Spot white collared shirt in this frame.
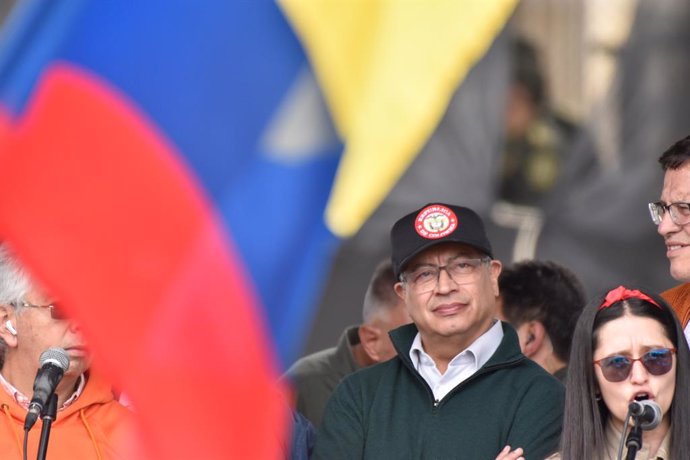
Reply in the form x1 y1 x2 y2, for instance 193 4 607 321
0 370 85 411
410 320 503 402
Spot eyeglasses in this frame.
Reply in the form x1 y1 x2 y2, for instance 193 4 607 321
13 301 67 321
401 257 490 294
593 348 676 383
648 201 690 226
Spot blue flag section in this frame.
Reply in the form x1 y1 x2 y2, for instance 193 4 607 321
0 1 343 369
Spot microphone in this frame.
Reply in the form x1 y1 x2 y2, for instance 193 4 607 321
628 400 662 430
23 348 70 431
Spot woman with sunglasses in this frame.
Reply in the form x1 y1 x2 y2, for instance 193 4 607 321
542 285 690 460
496 285 689 460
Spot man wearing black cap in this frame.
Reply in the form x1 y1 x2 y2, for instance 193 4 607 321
313 203 564 460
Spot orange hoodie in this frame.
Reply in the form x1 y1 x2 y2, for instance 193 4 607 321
0 371 133 459
662 283 690 328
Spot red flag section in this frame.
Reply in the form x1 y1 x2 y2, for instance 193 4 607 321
0 64 288 458
0 107 8 141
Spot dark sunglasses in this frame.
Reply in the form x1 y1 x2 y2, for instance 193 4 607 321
593 348 676 383
13 301 67 321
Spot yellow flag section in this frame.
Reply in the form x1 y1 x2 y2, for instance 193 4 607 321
279 0 517 237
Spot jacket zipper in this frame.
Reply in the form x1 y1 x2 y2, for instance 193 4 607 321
407 355 526 408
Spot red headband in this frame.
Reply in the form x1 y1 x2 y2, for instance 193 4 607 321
598 285 662 310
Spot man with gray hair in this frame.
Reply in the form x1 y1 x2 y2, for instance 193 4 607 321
0 243 131 458
313 203 563 459
285 259 411 428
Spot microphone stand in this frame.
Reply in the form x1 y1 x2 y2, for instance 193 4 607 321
624 422 643 460
36 393 58 460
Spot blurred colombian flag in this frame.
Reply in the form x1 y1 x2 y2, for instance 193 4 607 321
0 0 515 458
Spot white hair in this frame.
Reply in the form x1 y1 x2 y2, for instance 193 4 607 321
0 243 31 306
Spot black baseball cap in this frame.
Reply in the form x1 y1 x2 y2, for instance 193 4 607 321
390 203 493 278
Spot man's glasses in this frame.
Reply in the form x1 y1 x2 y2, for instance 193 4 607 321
13 301 67 321
648 201 690 226
593 348 676 383
401 257 490 294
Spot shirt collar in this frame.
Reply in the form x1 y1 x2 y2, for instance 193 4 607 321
457 319 503 368
409 333 429 369
0 370 86 411
409 319 503 370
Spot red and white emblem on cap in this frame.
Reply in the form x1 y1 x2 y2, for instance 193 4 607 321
415 205 458 239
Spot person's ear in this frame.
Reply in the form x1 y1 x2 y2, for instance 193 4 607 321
394 282 405 300
0 304 19 347
489 260 502 297
358 324 384 363
523 321 546 357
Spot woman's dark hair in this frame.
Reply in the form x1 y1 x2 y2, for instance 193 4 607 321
560 286 690 459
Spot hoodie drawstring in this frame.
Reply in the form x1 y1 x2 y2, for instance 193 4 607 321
2 403 23 454
80 408 104 460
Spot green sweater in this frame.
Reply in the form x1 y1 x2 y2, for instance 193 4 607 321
313 322 564 459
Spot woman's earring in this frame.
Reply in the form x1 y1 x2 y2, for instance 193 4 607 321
595 393 602 402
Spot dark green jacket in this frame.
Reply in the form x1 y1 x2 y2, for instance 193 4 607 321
313 322 564 460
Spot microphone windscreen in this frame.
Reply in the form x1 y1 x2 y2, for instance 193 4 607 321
39 347 70 371
636 400 662 430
